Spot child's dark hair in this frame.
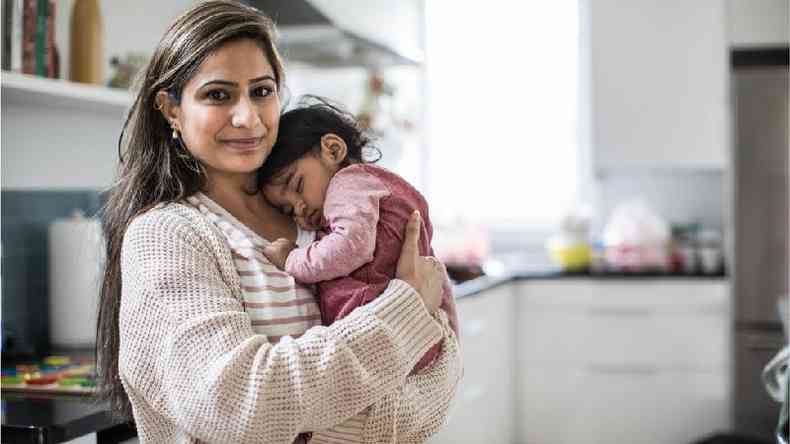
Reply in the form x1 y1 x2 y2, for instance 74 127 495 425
258 95 381 186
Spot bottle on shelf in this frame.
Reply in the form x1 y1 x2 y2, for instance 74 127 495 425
69 0 102 85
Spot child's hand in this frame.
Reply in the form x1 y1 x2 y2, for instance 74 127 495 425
262 238 296 270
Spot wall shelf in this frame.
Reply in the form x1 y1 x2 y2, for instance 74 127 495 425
1 71 132 115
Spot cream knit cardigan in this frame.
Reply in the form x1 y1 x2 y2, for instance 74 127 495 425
118 202 462 443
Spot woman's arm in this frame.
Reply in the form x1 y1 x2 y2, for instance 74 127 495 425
310 309 462 444
390 309 463 442
118 208 442 444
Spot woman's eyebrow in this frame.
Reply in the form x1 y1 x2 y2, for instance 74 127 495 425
198 75 276 89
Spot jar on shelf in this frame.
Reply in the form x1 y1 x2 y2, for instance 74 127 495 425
698 229 723 275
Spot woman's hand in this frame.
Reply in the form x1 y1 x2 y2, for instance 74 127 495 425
396 211 446 314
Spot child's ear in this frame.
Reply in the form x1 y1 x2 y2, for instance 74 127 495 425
155 90 182 133
320 133 348 166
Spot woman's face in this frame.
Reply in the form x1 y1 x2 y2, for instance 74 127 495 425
167 39 280 182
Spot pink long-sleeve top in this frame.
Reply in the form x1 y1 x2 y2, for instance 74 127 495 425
285 163 459 371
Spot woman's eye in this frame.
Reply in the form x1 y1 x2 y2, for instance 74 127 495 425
252 86 273 98
297 178 303 194
207 89 229 101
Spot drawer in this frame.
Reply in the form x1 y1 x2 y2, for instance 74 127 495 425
517 280 731 369
518 307 730 369
517 366 730 444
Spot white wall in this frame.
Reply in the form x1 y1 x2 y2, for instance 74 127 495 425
1 104 123 189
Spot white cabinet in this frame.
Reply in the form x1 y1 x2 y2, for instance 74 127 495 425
430 283 516 444
726 0 789 47
515 279 732 444
589 0 728 170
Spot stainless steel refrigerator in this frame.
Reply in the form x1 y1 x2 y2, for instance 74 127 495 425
731 47 789 442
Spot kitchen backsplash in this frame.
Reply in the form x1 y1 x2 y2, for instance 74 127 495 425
1 190 104 356
594 170 725 232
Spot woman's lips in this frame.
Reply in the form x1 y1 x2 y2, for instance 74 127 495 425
222 137 263 151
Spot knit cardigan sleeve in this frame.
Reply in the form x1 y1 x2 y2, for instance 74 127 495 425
362 310 463 444
311 290 463 444
118 206 443 444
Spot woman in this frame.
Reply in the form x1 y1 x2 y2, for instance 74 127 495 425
95 1 461 443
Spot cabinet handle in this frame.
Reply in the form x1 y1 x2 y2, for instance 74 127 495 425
585 364 659 375
461 319 487 338
461 385 487 402
585 307 652 317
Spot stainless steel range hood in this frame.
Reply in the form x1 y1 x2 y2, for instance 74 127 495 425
245 0 422 68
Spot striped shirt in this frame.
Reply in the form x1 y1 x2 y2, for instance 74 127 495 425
187 193 321 343
186 192 368 442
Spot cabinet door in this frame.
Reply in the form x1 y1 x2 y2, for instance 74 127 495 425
590 0 727 169
430 284 515 444
517 280 731 369
726 0 790 47
515 279 732 444
518 366 729 444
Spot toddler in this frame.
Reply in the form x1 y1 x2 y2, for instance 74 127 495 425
259 96 458 373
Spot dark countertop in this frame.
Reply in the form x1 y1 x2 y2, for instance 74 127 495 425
0 393 135 444
1 349 136 444
2 268 727 443
452 267 729 299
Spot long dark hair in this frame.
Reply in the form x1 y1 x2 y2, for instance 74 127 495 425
257 95 381 186
95 0 284 420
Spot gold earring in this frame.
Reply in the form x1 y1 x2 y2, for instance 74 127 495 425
172 127 179 140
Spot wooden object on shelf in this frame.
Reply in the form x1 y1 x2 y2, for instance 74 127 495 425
68 0 102 85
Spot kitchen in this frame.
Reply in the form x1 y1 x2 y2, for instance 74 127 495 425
1 1 788 443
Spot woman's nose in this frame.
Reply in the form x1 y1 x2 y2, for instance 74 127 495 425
231 96 262 129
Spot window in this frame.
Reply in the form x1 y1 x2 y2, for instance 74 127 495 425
424 1 580 229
